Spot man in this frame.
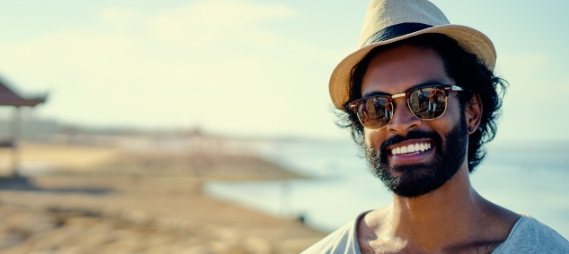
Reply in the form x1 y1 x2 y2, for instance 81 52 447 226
303 0 569 253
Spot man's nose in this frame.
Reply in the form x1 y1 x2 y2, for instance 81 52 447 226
386 99 421 135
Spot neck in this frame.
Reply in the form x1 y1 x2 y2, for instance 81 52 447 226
384 166 487 250
360 162 520 253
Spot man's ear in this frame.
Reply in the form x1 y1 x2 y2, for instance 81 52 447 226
465 94 482 135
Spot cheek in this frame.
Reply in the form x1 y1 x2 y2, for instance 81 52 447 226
442 98 464 124
431 99 466 138
363 128 385 150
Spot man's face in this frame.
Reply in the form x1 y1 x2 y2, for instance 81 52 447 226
359 45 468 197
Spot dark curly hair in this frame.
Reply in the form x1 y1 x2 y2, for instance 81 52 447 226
336 33 507 172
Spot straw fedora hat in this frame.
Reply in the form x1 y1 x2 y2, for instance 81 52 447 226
329 0 496 109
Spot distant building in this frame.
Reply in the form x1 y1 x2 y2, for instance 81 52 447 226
0 77 47 177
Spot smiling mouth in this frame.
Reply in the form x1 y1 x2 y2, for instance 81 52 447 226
390 141 432 156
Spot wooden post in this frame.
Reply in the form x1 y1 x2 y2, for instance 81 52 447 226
11 106 21 177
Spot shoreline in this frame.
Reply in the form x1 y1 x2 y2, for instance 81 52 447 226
0 142 324 253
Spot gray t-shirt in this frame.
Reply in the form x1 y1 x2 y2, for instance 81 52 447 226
302 214 569 253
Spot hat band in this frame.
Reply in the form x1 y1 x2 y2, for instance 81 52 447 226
363 22 432 46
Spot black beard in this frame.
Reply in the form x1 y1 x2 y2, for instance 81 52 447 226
364 118 468 198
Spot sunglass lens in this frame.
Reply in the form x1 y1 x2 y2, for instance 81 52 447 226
408 87 447 119
357 97 392 128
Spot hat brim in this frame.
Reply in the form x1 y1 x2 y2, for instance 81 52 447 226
329 24 496 109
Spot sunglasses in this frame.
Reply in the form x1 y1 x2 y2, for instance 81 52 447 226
347 83 464 129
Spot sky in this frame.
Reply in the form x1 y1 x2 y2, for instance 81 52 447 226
0 0 568 142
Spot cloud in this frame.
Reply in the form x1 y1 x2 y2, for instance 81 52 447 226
0 0 338 135
498 52 548 80
495 51 569 141
146 0 295 47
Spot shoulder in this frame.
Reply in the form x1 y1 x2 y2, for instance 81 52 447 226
493 216 569 253
301 213 367 254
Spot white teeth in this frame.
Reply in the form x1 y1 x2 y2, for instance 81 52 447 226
391 142 431 155
393 147 401 154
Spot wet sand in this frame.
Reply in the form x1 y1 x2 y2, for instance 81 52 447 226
0 142 324 253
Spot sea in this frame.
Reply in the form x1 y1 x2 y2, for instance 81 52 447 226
205 138 569 239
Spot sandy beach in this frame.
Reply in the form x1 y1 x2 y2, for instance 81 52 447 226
0 140 324 253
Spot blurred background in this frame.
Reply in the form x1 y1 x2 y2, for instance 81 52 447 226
0 0 567 253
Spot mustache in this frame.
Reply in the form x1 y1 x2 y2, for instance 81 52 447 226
380 130 441 153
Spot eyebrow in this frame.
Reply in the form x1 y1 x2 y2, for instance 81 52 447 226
361 81 447 98
362 91 390 98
